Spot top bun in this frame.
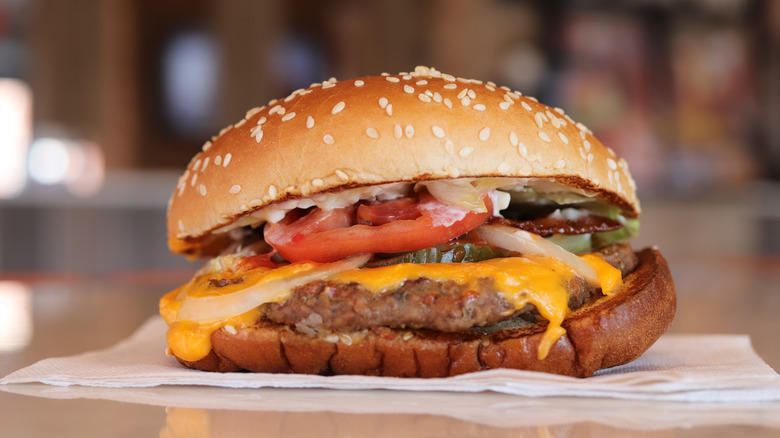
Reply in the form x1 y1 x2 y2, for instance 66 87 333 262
168 66 639 253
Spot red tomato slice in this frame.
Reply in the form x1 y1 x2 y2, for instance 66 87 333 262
265 192 492 263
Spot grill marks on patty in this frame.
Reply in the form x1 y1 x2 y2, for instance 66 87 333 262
262 242 638 336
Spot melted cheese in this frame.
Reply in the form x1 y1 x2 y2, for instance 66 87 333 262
160 256 622 363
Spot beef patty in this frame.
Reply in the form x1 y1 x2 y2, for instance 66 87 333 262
262 242 638 336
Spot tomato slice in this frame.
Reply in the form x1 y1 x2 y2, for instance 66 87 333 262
265 192 492 263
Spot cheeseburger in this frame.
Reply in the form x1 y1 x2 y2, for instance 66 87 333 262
161 66 675 378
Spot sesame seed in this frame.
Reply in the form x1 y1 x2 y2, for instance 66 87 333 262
402 74 412 80
442 73 456 82
608 171 614 184
521 101 532 111
535 112 548 129
218 126 231 136
312 178 324 187
587 153 594 163
418 93 432 103
607 158 618 170
178 183 185 196
445 139 455 154
457 89 468 99
386 104 393 116
246 107 262 118
485 85 496 92
538 131 552 142
257 116 267 125
332 101 346 114
202 141 212 151
190 173 197 187
473 104 486 111
433 92 442 102
547 111 561 129
403 85 414 94
321 82 335 89
528 96 538 102
229 185 241 195
584 140 591 151
461 96 471 106
459 147 474 157
558 132 569 144
467 89 476 99
223 153 232 167
432 125 445 138
504 94 516 102
497 163 511 173
394 124 402 139
509 131 519 146
178 220 184 231
416 80 428 85
554 107 565 115
307 116 314 129
404 125 414 139
518 142 528 158
379 97 388 108
443 98 453 108
366 127 379 138
199 184 207 196
354 80 364 87
282 112 296 122
335 170 349 181
479 127 490 141
202 157 210 171
269 105 282 115
386 76 400 83
214 155 222 166
268 185 278 198
446 165 461 177
443 83 457 89
555 159 566 169
192 159 202 172
499 101 511 110
234 118 247 128
323 134 335 144
580 147 587 160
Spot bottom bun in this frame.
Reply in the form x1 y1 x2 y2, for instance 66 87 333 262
177 248 676 377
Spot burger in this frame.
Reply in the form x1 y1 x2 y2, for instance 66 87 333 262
160 66 675 378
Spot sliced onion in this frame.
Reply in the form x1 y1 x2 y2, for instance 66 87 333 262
420 180 486 212
474 224 599 285
177 254 371 322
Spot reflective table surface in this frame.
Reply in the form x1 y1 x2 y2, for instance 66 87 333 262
1 252 779 437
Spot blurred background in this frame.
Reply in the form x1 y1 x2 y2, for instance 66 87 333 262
0 0 778 275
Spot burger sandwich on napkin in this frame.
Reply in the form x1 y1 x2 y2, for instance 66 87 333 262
160 66 675 378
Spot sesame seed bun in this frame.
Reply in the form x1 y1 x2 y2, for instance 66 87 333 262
168 66 639 255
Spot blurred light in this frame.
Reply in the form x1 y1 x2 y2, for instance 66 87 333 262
0 78 32 198
28 137 105 197
0 281 33 352
28 137 70 185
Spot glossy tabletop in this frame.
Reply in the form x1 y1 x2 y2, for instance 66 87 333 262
1 252 779 437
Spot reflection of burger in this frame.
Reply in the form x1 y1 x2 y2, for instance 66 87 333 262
161 66 675 378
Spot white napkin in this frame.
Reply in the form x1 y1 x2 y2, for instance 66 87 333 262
2 316 779 403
